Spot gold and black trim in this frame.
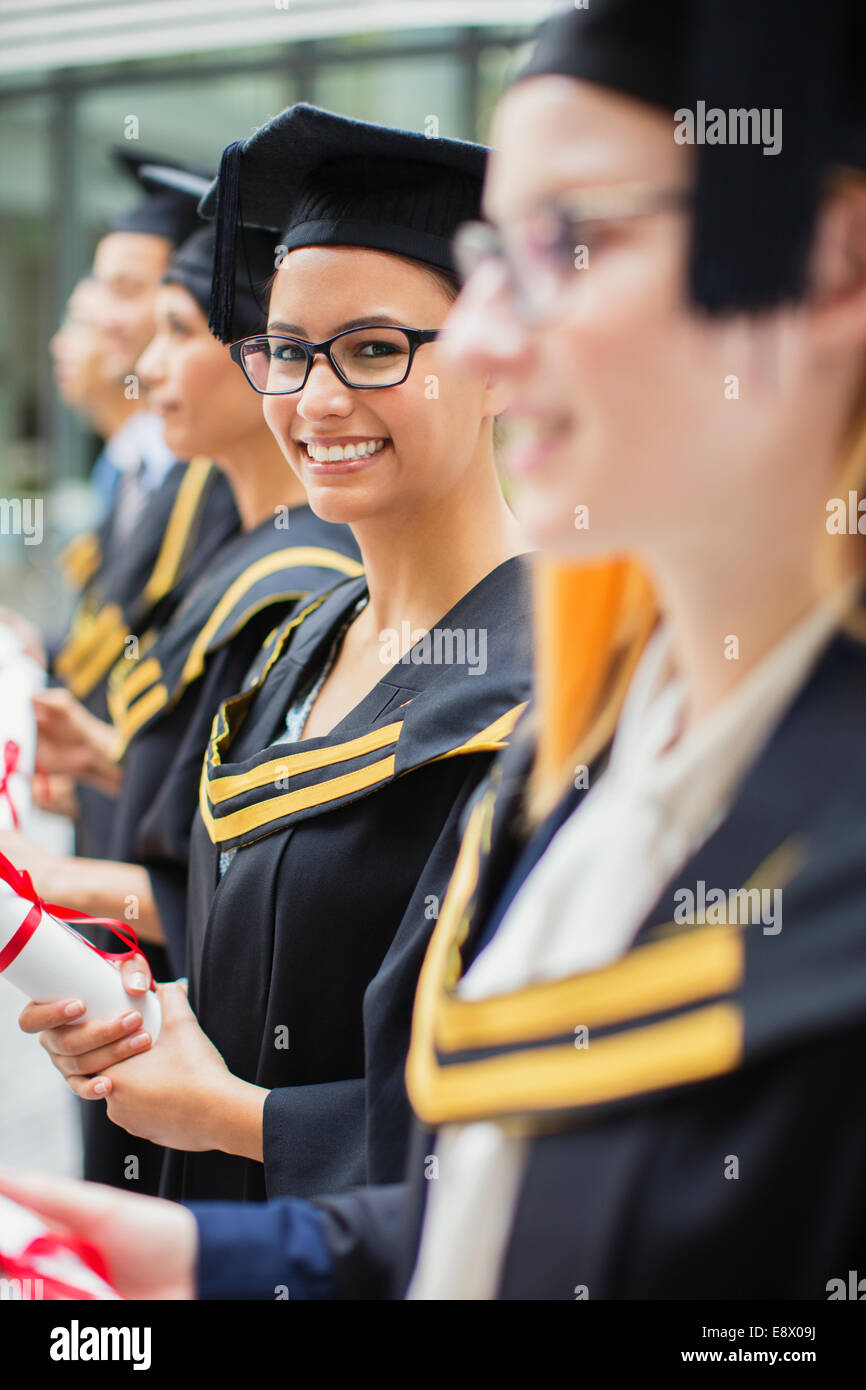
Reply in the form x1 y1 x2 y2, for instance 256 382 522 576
178 546 361 689
405 793 803 1127
197 551 531 845
199 698 528 847
139 456 216 609
54 458 220 701
54 602 130 698
109 547 361 756
59 530 101 592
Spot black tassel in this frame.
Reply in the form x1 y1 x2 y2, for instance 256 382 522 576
208 140 244 343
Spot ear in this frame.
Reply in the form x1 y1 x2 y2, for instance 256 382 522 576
806 180 866 355
480 374 511 421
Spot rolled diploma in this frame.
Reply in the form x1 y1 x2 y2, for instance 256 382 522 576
0 1193 122 1299
0 879 161 1041
0 623 46 830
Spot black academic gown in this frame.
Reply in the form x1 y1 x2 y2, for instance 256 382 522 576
53 458 239 860
162 555 533 1204
82 506 361 1193
109 506 363 970
377 626 866 1298
190 626 866 1300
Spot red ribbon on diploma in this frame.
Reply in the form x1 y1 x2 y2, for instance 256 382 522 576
0 849 155 989
0 740 20 829
0 1230 117 1300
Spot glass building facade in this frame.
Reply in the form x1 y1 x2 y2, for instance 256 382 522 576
0 5 567 617
0 23 541 494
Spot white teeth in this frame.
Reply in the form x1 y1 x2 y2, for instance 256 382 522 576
305 439 386 462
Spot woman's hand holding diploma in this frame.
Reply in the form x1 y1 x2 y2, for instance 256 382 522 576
19 952 156 1095
0 827 166 945
3 844 262 1162
0 1167 197 1300
0 828 72 899
26 966 268 1157
31 772 80 820
0 608 46 668
32 687 123 796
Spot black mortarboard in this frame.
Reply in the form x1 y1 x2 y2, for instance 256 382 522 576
163 223 278 341
199 104 487 342
111 150 215 246
519 0 866 314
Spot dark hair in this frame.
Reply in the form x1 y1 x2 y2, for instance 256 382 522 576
404 257 461 304
263 249 461 311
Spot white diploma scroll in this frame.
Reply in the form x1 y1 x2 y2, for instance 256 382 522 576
0 1193 122 1299
0 878 161 1041
0 621 46 831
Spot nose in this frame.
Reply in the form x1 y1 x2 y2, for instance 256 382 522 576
440 262 534 382
294 355 355 423
135 335 164 389
96 294 119 328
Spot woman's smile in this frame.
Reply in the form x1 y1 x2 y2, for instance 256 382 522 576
297 434 391 476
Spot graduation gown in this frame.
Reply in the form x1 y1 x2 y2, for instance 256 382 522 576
191 625 866 1299
108 505 363 970
163 555 533 1204
82 506 361 1192
390 624 866 1298
53 458 238 706
53 458 239 860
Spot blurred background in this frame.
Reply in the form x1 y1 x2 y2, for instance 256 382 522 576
0 0 558 1176
0 0 560 618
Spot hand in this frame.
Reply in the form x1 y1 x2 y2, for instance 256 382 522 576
0 608 46 667
19 953 155 1087
33 688 122 795
0 827 69 899
0 1167 196 1299
3 844 166 948
31 772 80 819
93 981 242 1154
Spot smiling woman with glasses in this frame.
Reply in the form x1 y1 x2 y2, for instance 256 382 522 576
26 103 532 1210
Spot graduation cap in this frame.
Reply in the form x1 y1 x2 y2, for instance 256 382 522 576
163 223 278 341
111 150 215 246
199 103 487 343
519 0 866 314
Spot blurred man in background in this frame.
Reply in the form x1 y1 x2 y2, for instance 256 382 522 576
50 275 142 526
82 152 208 559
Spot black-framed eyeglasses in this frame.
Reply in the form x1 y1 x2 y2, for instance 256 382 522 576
452 184 693 319
229 324 438 395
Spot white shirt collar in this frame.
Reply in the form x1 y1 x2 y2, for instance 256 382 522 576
611 593 849 849
104 412 175 489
